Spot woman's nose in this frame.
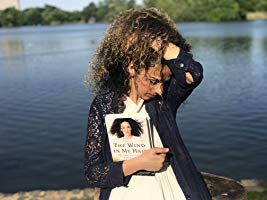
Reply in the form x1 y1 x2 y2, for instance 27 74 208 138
154 83 163 96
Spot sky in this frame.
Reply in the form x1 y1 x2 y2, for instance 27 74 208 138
20 0 143 11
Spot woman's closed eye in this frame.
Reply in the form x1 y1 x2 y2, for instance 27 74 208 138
148 78 162 85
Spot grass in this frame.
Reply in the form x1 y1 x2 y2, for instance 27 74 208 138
248 191 267 200
83 191 267 200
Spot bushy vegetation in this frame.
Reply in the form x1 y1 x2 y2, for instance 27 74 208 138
0 0 266 27
247 191 267 200
144 0 267 22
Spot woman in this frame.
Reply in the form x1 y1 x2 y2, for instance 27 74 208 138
84 8 211 200
110 118 143 140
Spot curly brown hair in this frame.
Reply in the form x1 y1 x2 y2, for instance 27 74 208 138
86 7 191 100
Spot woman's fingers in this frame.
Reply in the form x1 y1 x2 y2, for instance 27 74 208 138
153 147 169 154
151 37 162 52
139 147 169 171
163 43 180 60
185 72 194 84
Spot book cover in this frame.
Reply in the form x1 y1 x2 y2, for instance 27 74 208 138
105 114 154 162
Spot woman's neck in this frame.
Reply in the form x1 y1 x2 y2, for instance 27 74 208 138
128 93 141 105
123 135 132 140
128 79 141 105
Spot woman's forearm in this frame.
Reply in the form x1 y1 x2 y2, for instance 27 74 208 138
122 156 143 176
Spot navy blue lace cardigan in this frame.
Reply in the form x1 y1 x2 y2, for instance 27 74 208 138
84 49 211 200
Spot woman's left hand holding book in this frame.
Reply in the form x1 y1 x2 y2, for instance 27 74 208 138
122 147 169 176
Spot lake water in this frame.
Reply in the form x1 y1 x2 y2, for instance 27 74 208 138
0 21 266 193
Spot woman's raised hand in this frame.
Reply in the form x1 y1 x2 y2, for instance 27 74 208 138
163 43 180 60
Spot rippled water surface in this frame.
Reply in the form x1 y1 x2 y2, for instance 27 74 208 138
0 21 266 192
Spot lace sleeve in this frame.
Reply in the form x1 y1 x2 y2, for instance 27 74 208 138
84 97 131 188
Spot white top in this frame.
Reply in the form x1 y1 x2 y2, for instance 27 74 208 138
117 135 142 144
109 97 186 200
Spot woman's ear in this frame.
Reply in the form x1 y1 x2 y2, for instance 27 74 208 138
128 62 135 77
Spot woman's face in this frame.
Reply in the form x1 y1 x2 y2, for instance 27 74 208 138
120 121 132 137
131 65 171 100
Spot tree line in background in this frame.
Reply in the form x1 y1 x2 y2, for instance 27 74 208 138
0 0 266 27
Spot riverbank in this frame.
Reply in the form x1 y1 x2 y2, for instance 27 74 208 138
0 189 266 200
246 11 267 20
0 188 94 200
1 173 266 200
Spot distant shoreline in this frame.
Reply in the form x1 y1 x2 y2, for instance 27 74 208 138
0 10 267 29
246 11 267 20
0 16 266 30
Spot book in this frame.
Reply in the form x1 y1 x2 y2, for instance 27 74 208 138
105 113 155 175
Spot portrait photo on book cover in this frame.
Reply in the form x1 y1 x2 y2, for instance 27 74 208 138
105 114 154 162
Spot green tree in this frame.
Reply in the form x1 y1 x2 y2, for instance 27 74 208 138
184 0 208 21
96 0 109 21
127 0 136 9
143 0 240 22
236 0 257 18
106 0 129 21
255 0 267 11
205 0 240 21
82 2 97 23
0 11 2 27
67 11 82 22
236 0 267 19
96 0 136 22
22 7 44 25
41 4 69 25
189 0 240 22
143 0 188 21
0 7 22 27
143 0 157 7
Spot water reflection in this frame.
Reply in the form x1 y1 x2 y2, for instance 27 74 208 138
0 24 104 61
190 36 252 55
0 38 25 58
